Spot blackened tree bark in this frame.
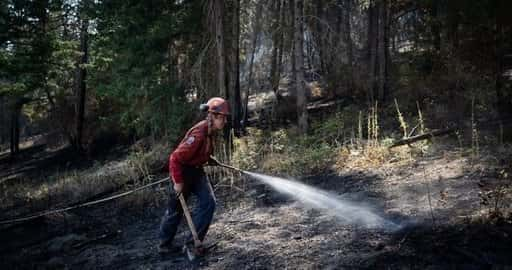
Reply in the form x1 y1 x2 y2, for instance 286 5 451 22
270 0 282 95
74 14 89 152
294 0 308 133
377 0 388 101
0 97 6 146
10 101 21 156
430 0 441 73
344 0 354 96
367 0 378 103
214 0 226 97
243 1 263 126
276 0 285 93
228 0 242 135
447 0 460 52
315 0 325 74
9 97 30 157
168 42 178 86
495 0 511 118
385 0 391 101
289 0 296 94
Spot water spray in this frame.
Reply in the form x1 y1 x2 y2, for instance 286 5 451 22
217 162 400 231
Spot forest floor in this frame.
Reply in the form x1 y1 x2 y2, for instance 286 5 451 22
1 138 512 270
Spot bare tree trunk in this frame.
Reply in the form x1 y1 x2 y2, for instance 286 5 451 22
75 16 88 152
377 0 387 101
432 0 441 59
214 0 227 97
10 104 20 155
270 0 282 94
270 0 286 108
289 0 296 93
495 0 510 118
345 0 354 96
243 1 263 126
316 0 325 74
276 0 285 88
294 0 308 133
368 0 378 103
9 98 29 157
385 0 391 100
0 98 6 146
168 42 178 85
449 3 460 51
229 0 242 135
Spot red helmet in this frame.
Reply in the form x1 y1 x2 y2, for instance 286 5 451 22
201 97 230 115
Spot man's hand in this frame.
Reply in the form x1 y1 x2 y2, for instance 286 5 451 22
208 156 220 166
173 183 184 194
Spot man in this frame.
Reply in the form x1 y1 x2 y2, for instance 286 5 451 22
158 97 229 253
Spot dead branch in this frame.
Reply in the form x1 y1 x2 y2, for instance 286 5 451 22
389 128 456 148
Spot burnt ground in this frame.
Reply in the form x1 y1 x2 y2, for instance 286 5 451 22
1 145 512 269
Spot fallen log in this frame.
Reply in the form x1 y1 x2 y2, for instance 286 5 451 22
246 97 351 128
389 128 456 148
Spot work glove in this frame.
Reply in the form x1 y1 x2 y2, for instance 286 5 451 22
174 183 184 194
208 156 220 166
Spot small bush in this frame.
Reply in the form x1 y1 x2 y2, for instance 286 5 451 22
233 116 341 176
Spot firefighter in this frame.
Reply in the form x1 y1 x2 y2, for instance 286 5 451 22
158 97 229 253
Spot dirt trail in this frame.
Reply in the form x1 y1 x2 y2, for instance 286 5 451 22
1 148 512 269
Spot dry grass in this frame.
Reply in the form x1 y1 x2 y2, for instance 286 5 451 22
334 143 416 172
0 160 136 218
0 140 170 219
232 104 423 177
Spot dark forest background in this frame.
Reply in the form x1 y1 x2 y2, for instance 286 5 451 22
1 0 512 156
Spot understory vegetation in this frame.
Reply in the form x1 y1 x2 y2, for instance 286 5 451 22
232 103 512 221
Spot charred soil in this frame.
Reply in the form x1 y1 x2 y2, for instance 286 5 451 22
1 144 512 269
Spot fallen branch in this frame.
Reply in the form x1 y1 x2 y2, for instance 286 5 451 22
389 128 456 148
306 98 348 111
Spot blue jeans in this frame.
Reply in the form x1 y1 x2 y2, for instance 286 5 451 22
159 170 216 246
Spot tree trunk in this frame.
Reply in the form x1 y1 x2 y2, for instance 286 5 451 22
10 105 20 156
270 0 282 94
289 0 296 93
243 1 263 126
276 0 285 89
315 0 325 74
448 0 460 52
214 0 227 97
430 0 441 73
385 0 391 100
344 0 354 96
228 0 242 135
168 42 178 85
294 0 308 133
377 0 388 102
367 0 378 103
495 0 511 118
75 16 89 152
271 0 286 104
9 98 28 157
0 98 6 146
